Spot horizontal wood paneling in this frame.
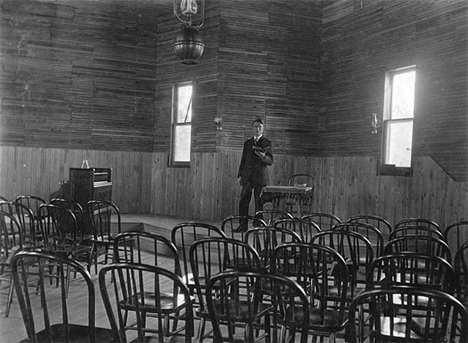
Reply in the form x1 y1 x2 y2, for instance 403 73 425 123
1 146 467 227
0 146 152 213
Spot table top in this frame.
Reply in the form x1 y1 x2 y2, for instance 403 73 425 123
262 185 313 195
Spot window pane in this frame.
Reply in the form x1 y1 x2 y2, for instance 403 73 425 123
173 125 191 162
385 121 413 167
177 85 192 123
391 70 415 119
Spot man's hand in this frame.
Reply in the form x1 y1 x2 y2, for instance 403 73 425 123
254 150 266 159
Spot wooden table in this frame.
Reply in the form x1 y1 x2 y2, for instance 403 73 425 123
260 185 313 216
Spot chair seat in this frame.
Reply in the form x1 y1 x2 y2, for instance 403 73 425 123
120 291 188 313
20 323 114 343
290 306 342 329
210 299 272 322
379 316 445 341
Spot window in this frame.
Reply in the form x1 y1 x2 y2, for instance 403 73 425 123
170 82 192 166
380 66 416 175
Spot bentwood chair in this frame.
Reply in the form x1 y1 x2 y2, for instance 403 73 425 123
113 231 187 337
86 200 122 273
368 253 455 293
310 230 374 301
12 249 114 343
221 214 266 242
347 286 468 343
444 220 468 254
274 217 321 243
384 235 452 264
206 270 310 343
394 217 441 233
301 212 342 231
0 211 23 317
171 222 226 295
189 237 262 342
99 263 194 343
272 243 349 343
348 214 392 242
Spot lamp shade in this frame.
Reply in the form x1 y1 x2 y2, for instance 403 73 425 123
173 26 205 65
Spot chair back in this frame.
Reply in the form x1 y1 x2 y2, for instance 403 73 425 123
369 253 455 293
332 222 384 257
301 212 342 231
171 222 226 292
347 286 468 343
272 242 349 335
444 220 468 253
310 230 373 299
254 209 293 226
221 214 266 241
454 241 468 305
51 198 87 234
86 200 122 241
0 201 38 246
348 214 392 242
11 250 106 343
0 211 23 263
384 235 451 264
288 173 314 187
389 225 445 242
274 217 321 243
15 195 46 219
113 231 181 276
244 226 302 269
394 217 441 232
99 263 194 343
38 204 81 253
189 237 262 315
206 270 310 343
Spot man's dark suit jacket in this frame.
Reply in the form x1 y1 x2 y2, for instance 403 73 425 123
237 136 273 186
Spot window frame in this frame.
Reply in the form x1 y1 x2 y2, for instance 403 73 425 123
169 81 193 167
379 66 417 177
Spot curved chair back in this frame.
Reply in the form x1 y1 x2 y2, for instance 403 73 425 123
333 222 384 257
454 241 468 306
254 209 293 227
221 214 266 242
0 201 38 246
15 195 47 220
444 220 468 254
274 217 321 243
384 235 452 264
301 212 342 231
394 217 441 233
51 198 86 234
389 225 445 242
348 214 392 241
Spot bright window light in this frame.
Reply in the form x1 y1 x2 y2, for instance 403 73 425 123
171 83 192 165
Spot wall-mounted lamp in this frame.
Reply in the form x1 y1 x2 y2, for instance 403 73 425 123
371 113 381 134
214 116 223 130
172 0 205 65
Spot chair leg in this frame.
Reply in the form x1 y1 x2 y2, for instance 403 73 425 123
196 317 206 343
5 277 14 317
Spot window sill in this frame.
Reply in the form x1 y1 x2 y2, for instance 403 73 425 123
378 164 412 177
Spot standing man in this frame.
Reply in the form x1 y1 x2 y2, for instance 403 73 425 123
237 118 273 230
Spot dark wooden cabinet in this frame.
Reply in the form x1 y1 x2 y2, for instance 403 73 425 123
69 168 112 209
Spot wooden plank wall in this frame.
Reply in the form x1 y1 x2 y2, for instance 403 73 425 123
321 0 468 181
0 0 161 151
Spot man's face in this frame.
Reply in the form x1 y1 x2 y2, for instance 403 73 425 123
252 122 264 137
